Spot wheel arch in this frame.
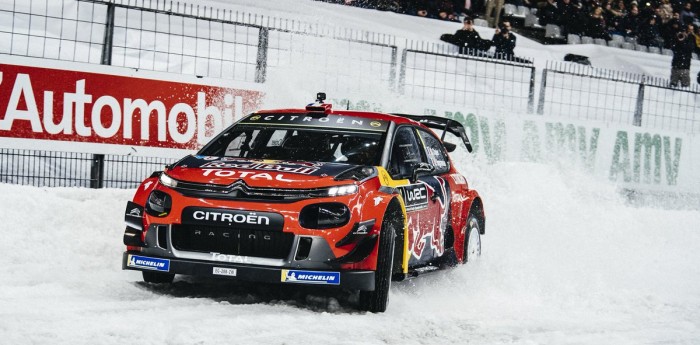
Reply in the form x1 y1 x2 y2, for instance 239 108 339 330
381 196 407 275
469 196 485 235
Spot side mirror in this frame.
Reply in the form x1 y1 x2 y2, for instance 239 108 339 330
411 162 434 183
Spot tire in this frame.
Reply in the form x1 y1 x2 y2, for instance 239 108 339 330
463 213 482 264
359 222 396 313
142 271 175 284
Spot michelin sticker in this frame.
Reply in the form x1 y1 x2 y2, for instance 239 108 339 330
127 255 170 272
281 269 340 285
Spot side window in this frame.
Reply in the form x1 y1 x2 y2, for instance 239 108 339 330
389 126 423 180
418 129 449 174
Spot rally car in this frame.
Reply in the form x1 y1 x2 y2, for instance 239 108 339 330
122 93 484 312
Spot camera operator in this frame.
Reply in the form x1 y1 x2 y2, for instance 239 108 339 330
492 21 517 60
670 24 697 87
441 17 493 56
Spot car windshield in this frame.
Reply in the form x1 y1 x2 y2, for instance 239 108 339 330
199 125 385 166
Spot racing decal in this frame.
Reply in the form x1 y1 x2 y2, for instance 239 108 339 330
375 167 410 273
199 158 322 175
451 174 467 185
407 176 451 260
124 201 145 230
173 156 354 178
210 253 253 263
397 183 429 212
280 269 340 285
201 168 293 181
241 114 389 132
181 207 284 231
127 255 170 272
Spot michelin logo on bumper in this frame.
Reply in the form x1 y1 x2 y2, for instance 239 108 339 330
127 255 170 272
281 269 340 285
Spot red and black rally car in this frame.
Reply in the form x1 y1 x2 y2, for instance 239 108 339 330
122 93 484 312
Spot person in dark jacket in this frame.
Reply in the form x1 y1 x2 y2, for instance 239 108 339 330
662 14 683 48
492 20 516 59
539 0 561 26
620 4 642 37
587 6 612 40
440 16 492 54
638 16 664 48
559 0 583 35
670 24 697 87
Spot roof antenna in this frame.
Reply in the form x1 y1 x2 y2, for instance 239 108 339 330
346 100 350 110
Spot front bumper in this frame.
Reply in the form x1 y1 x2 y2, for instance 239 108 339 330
122 252 375 291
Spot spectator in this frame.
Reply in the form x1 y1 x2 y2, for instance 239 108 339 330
620 4 643 37
492 20 517 59
587 6 613 40
559 0 583 34
662 13 683 48
604 0 625 32
638 16 665 48
680 2 696 25
440 16 492 54
540 0 561 25
612 0 627 16
484 0 506 27
670 24 696 87
656 0 674 23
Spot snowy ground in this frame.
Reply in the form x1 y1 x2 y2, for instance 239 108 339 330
1 158 699 344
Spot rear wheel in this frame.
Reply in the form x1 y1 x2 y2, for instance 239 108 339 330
463 213 482 263
142 271 175 284
359 222 396 313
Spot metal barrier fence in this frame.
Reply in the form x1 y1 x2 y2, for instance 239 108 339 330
538 61 700 133
0 149 173 188
399 44 536 113
0 0 106 63
89 0 399 90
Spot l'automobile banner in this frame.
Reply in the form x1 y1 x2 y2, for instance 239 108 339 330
0 57 263 156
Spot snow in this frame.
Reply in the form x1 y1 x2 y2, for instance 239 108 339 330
1 159 699 344
1 0 700 343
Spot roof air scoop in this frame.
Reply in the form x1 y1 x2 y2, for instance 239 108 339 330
306 92 332 115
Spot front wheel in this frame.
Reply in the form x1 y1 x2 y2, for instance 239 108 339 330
359 222 396 313
142 271 175 284
463 213 482 263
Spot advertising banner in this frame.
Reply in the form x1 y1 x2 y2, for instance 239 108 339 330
0 57 264 156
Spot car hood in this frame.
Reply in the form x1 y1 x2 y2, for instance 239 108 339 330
164 155 361 188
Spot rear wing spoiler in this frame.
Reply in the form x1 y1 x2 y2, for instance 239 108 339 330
391 114 473 153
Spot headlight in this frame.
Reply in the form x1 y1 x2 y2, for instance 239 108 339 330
327 184 358 197
145 190 172 217
159 173 178 188
300 203 351 229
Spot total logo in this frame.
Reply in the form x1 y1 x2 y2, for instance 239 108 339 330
201 168 293 181
281 269 340 285
127 255 170 272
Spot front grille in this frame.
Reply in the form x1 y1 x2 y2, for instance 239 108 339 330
171 224 294 259
171 180 331 202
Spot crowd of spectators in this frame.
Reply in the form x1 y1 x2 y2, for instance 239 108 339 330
326 1 478 22
332 0 700 54
330 0 700 84
537 0 700 51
